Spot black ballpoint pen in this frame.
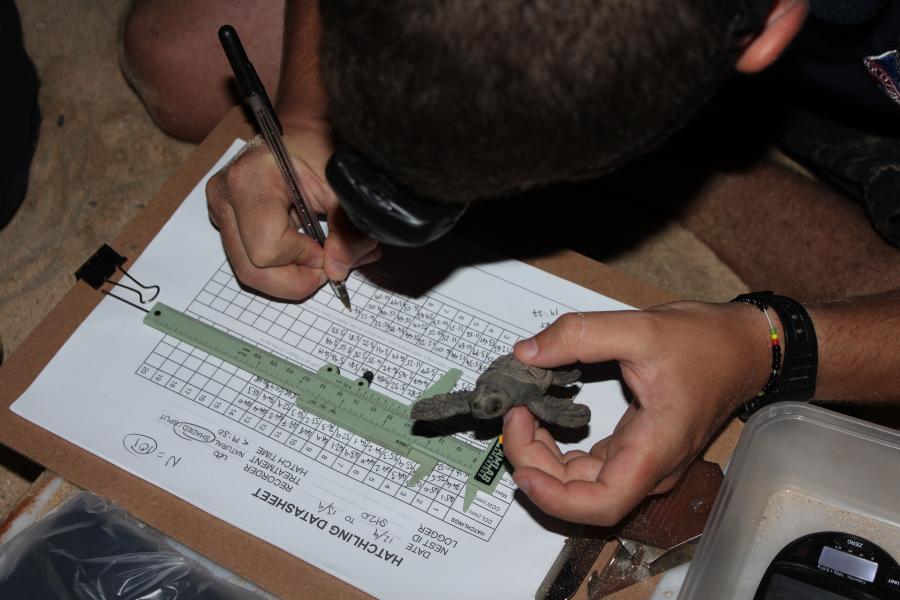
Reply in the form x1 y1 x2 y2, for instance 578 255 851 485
218 24 352 310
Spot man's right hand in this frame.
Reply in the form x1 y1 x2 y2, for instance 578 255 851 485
205 0 380 302
501 301 773 525
206 119 380 300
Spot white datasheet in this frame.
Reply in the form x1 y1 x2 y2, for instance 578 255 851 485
13 140 633 600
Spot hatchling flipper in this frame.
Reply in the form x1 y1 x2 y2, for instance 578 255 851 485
525 395 591 428
410 391 472 421
550 368 582 386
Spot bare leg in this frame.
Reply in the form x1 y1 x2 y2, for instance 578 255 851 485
119 0 286 142
680 160 900 302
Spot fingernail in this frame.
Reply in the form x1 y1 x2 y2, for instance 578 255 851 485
327 260 350 279
503 410 514 424
516 338 538 359
318 272 328 286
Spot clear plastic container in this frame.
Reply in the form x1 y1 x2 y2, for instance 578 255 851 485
679 401 900 599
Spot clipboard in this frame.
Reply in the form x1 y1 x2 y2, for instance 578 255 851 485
0 107 741 600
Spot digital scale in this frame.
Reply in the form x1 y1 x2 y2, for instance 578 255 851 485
680 403 900 600
755 532 900 599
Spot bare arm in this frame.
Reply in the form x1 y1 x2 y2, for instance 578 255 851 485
277 1 328 125
812 289 900 402
501 289 900 526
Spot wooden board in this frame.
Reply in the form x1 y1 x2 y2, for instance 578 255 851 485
0 107 741 599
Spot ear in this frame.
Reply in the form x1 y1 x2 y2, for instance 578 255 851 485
736 0 809 73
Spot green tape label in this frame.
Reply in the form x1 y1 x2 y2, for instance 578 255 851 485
474 439 506 487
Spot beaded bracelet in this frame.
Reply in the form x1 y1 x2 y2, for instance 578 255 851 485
731 292 819 420
731 294 782 415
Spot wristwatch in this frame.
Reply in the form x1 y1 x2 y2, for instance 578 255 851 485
731 292 819 419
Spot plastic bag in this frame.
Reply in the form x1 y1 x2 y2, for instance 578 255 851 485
0 491 266 599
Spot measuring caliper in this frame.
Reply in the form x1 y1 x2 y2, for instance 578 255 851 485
144 303 506 510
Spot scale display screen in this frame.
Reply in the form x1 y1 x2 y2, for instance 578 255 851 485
819 547 879 582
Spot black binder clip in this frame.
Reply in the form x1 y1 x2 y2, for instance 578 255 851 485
75 244 160 312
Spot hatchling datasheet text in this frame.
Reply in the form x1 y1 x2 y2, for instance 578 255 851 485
13 140 633 600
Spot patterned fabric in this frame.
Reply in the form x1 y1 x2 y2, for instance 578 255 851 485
771 0 900 246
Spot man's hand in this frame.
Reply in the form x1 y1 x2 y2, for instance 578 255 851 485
206 1 379 301
206 122 380 300
502 301 772 526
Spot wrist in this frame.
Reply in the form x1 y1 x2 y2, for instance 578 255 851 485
730 292 819 419
276 106 330 134
279 118 335 176
275 101 329 131
730 301 784 411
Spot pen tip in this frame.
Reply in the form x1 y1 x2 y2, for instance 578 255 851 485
331 279 352 311
337 287 352 311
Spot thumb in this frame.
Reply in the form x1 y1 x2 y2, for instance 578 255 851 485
514 310 646 368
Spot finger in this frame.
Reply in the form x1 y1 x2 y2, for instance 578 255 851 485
534 427 565 461
514 310 648 369
502 407 567 479
218 154 324 270
323 206 380 281
514 442 662 525
510 469 619 525
588 436 613 461
651 468 686 495
356 245 383 268
515 408 676 525
557 453 607 481
212 191 327 300
501 406 538 463
560 449 592 463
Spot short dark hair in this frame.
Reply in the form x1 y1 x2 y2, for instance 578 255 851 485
320 1 770 202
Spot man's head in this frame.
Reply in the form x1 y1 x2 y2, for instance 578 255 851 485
320 0 806 204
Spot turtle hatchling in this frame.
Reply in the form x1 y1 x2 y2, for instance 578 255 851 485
410 353 590 428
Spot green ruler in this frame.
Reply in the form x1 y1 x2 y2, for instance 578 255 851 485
144 302 506 510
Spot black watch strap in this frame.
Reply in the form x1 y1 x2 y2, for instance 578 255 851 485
766 294 818 401
731 292 818 420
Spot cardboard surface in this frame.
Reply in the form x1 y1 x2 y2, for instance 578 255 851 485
0 108 741 599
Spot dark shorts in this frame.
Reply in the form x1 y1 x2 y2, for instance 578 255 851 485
0 0 41 229
776 108 900 248
773 0 900 247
